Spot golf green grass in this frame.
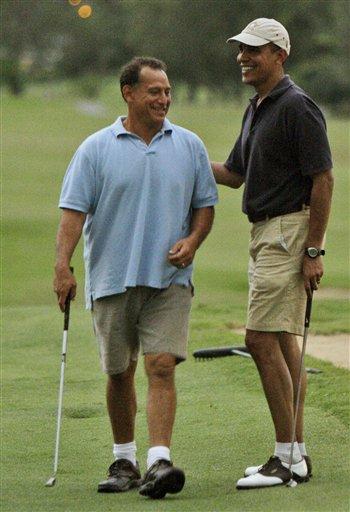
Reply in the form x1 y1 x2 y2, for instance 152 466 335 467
2 81 349 511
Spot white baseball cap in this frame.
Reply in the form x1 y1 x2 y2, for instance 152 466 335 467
227 18 291 55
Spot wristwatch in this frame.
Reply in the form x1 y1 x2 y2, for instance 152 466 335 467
305 247 325 258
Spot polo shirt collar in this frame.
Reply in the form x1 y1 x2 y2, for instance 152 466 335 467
250 75 294 106
111 116 173 138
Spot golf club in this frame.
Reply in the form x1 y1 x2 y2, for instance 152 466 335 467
45 276 73 487
193 346 251 360
287 292 313 488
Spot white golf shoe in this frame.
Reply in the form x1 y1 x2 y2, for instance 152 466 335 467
236 456 308 489
244 455 311 482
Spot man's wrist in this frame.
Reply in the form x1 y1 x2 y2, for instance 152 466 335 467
55 262 72 273
304 247 325 258
187 232 203 248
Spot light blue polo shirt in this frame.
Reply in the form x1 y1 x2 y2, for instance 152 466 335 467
59 116 218 308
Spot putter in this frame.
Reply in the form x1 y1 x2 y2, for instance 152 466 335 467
287 292 313 488
45 282 73 487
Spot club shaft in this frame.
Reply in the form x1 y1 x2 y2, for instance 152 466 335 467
288 294 313 470
231 349 252 358
47 269 73 486
52 329 68 474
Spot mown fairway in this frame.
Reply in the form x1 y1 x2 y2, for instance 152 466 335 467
2 81 349 511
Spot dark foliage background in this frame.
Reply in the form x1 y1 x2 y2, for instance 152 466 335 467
1 0 349 111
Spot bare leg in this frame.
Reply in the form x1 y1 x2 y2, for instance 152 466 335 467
107 360 138 443
279 332 307 442
245 329 294 442
144 353 177 447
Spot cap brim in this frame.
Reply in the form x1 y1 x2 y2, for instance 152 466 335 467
226 33 270 46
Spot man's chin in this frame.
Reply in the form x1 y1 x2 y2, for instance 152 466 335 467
151 114 166 126
242 76 255 86
154 112 167 120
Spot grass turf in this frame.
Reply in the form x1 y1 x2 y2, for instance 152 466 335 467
2 306 349 511
2 81 350 511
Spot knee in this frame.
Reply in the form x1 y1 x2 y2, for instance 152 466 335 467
245 330 263 353
145 353 176 382
109 361 136 386
245 330 277 363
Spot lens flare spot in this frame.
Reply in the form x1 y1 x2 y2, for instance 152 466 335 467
78 4 92 18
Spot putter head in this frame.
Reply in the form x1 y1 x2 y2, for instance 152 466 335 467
286 478 297 488
45 476 56 487
306 367 322 374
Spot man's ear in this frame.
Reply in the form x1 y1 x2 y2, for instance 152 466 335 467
122 84 133 103
277 49 288 65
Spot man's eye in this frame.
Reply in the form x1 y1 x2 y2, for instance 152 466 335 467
239 45 261 54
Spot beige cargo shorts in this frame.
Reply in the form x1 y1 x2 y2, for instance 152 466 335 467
247 209 310 336
91 284 193 375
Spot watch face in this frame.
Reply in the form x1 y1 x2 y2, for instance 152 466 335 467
308 247 319 257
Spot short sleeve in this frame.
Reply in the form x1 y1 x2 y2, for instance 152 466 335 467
59 144 96 213
191 140 218 209
225 132 245 176
292 103 332 176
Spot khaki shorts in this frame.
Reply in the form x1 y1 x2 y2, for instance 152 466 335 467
91 284 193 375
247 209 309 336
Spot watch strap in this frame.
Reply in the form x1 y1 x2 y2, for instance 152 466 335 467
305 247 325 257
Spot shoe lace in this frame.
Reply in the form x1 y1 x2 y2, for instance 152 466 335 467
109 459 136 478
145 459 171 480
260 456 278 472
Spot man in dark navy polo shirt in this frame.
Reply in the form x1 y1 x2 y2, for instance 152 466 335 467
211 18 333 489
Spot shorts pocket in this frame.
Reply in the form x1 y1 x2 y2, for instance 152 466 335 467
279 217 308 256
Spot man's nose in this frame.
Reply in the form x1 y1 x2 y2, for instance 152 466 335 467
158 91 170 104
237 49 248 63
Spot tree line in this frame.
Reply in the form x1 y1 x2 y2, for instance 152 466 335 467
1 0 349 112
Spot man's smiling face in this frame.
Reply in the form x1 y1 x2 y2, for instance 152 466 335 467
237 43 283 89
127 66 171 129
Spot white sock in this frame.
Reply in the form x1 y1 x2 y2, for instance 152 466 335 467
113 441 137 466
274 442 302 464
147 446 170 469
298 442 307 457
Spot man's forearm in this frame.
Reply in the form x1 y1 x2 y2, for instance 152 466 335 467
306 169 334 247
55 209 86 270
188 206 215 249
54 209 86 310
211 162 244 188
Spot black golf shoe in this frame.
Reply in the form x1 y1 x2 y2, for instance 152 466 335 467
139 459 185 499
97 458 141 493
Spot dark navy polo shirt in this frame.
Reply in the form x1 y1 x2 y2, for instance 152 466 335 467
225 75 332 222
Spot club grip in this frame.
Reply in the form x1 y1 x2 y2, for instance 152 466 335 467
64 266 74 331
304 293 313 328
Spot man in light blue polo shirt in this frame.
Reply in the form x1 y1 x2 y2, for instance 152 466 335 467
54 56 218 499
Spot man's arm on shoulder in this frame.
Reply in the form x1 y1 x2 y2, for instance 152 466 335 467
168 206 214 268
303 169 334 297
211 162 244 188
54 208 86 311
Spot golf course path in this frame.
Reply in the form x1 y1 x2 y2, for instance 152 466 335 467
299 332 349 369
302 287 349 369
232 328 349 369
